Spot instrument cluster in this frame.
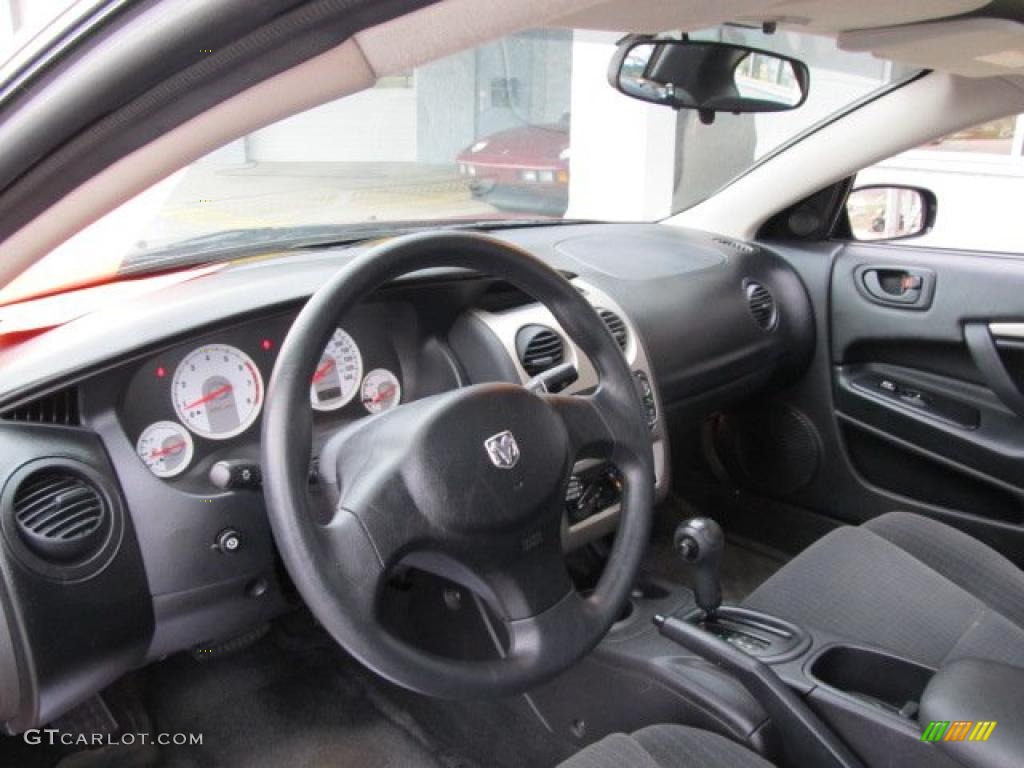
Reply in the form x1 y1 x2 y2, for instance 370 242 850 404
121 306 409 484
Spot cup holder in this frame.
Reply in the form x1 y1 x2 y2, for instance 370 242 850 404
809 645 935 717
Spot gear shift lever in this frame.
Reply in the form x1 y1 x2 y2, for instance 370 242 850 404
674 517 724 617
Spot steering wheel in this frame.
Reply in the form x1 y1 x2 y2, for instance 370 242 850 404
262 232 654 698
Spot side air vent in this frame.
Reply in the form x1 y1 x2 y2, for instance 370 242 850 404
516 325 564 376
597 309 628 351
12 468 109 562
713 236 757 255
744 281 778 331
0 387 80 426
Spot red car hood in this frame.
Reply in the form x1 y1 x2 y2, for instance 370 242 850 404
459 123 568 166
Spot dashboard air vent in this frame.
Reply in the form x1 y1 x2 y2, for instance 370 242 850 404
713 237 757 255
0 387 80 426
598 309 628 351
744 281 778 331
12 468 108 562
516 325 564 376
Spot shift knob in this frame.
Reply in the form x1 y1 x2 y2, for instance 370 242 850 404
674 517 724 616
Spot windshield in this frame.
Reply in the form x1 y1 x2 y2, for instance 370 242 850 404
1 0 84 75
0 24 911 306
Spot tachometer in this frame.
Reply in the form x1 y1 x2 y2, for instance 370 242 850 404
361 369 401 414
310 328 363 411
136 421 194 478
172 344 263 439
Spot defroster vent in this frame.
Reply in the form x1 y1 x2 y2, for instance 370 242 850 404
0 387 80 425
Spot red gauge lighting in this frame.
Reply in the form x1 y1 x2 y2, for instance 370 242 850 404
156 366 167 378
261 338 274 351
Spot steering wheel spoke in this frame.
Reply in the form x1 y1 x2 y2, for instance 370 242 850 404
541 389 616 463
504 588 602 667
460 510 572 622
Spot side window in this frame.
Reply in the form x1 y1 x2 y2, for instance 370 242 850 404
847 114 1024 253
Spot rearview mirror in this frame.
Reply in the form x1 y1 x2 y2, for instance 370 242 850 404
846 186 937 242
609 37 809 120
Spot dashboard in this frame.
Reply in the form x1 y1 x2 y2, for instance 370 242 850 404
0 222 813 730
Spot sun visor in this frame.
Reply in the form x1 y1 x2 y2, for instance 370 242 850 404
556 0 987 36
839 18 1024 78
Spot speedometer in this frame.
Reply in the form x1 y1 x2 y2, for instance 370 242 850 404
172 344 263 439
310 328 363 411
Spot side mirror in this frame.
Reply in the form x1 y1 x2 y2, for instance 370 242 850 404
846 186 937 242
609 37 809 120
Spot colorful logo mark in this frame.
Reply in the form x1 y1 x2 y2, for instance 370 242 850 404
921 721 997 743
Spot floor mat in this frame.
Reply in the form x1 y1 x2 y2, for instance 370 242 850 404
3 617 576 768
144 635 477 768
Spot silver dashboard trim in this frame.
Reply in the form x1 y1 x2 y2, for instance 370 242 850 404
989 323 1024 340
470 278 669 550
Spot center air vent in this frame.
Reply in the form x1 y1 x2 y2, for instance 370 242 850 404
12 468 109 563
597 309 628 351
744 281 778 331
516 325 564 376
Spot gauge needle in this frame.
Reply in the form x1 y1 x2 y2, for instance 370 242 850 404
149 442 185 459
365 384 397 404
312 359 335 383
183 384 233 410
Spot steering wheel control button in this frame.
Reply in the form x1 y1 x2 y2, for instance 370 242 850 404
209 460 262 490
633 371 657 428
214 528 242 553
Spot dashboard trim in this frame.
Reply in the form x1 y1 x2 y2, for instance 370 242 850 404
470 277 670 548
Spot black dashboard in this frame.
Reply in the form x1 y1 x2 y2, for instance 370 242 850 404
0 223 813 731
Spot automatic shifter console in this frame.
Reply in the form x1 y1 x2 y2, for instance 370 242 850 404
674 517 723 617
673 517 808 662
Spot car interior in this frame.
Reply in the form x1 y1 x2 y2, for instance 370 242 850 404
0 1 1023 767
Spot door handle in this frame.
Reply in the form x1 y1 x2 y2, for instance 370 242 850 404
964 322 1024 419
855 266 935 309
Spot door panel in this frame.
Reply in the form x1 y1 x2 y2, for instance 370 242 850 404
677 239 1024 563
705 240 1024 564
820 242 1024 559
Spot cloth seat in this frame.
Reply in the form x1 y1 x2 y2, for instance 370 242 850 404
743 511 1024 669
557 724 774 768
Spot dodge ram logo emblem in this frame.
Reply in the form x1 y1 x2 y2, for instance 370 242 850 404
484 430 520 469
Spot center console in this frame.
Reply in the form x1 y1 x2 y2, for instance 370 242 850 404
527 516 981 768
917 658 1024 768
